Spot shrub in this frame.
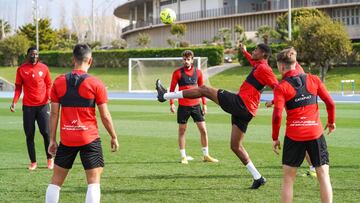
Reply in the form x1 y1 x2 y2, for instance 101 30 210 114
36 46 224 68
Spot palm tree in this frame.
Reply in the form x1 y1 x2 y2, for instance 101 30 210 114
0 19 11 40
136 33 151 48
234 25 247 43
256 25 279 44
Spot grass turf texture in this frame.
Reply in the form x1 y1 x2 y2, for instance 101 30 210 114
0 99 359 202
1 65 359 92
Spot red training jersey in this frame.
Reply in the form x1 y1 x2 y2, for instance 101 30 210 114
169 66 206 106
272 70 335 141
240 50 278 116
12 62 52 106
51 69 108 146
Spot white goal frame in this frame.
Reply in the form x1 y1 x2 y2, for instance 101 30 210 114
128 57 205 92
341 79 355 96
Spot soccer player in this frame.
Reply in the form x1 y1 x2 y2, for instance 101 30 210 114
45 44 119 203
272 49 335 203
265 47 317 177
156 43 278 189
10 47 53 170
169 50 218 164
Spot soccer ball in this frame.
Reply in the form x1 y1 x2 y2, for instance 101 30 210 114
160 8 176 24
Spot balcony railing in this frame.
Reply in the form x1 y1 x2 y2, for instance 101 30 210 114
122 0 360 33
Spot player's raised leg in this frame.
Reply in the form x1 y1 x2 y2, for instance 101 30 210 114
156 80 219 104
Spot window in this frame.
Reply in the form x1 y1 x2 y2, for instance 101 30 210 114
160 0 177 6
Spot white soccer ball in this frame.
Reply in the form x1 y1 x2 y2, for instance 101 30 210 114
160 8 176 24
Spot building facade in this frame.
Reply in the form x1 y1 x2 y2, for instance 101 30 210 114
114 0 360 48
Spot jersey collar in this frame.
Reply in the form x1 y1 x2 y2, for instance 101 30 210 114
283 69 300 79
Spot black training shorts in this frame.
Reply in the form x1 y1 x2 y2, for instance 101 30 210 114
54 138 104 170
217 89 253 133
177 104 205 124
282 135 329 167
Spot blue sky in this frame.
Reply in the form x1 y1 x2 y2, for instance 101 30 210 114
0 0 127 31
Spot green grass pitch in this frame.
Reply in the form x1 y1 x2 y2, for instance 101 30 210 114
0 99 359 202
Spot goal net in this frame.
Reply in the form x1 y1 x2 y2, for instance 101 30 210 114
128 57 210 92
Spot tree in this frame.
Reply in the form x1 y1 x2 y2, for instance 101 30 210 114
293 15 352 81
111 39 127 49
18 18 57 50
168 23 188 48
276 8 324 41
0 19 12 40
234 25 247 44
170 23 187 39
53 27 78 51
0 34 30 66
256 25 279 44
89 41 102 50
217 27 232 48
136 33 151 48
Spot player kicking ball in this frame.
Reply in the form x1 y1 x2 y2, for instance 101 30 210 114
156 43 278 189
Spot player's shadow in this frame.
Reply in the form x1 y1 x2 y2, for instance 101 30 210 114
101 187 242 195
105 161 189 165
0 166 51 171
103 173 282 180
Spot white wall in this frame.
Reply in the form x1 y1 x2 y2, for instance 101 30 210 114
159 0 224 14
206 0 223 10
180 0 202 13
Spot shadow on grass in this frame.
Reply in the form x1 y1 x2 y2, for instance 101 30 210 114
63 185 268 195
105 161 182 165
0 166 51 171
331 165 360 169
102 173 282 180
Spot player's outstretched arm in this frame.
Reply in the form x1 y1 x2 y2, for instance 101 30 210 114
48 102 60 156
98 103 119 152
238 43 256 67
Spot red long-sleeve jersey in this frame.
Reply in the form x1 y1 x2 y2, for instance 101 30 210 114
272 70 335 141
169 66 206 106
12 62 52 106
240 50 278 116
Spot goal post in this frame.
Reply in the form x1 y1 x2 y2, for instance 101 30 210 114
128 57 209 92
341 79 355 96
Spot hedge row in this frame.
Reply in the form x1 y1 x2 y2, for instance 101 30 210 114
353 42 360 52
19 46 224 68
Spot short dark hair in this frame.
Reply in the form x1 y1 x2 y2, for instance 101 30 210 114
182 50 194 58
27 47 37 55
73 43 92 63
256 43 271 59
